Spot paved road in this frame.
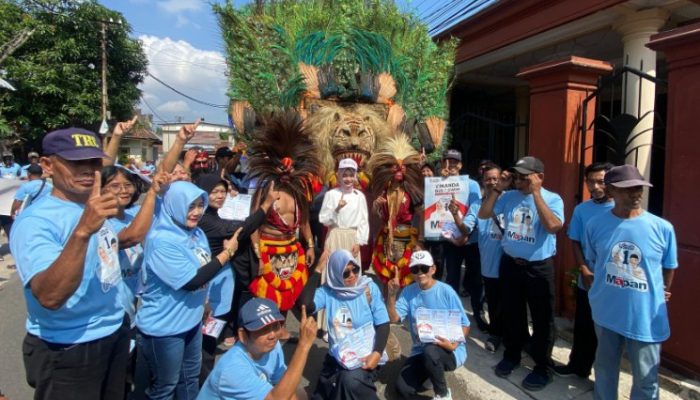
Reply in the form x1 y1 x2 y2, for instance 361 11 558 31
0 274 34 400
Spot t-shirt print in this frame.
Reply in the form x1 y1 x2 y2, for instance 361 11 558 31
96 225 121 292
506 206 536 245
604 241 648 291
332 306 354 341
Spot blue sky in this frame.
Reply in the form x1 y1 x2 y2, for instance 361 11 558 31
98 0 491 126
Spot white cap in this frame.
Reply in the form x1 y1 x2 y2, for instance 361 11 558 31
409 250 434 268
338 158 358 171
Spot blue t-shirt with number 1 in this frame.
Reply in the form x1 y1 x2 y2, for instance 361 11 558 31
584 210 678 342
464 200 504 278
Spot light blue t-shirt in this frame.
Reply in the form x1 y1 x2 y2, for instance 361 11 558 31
207 264 234 317
110 206 145 324
395 280 470 366
584 211 678 342
0 162 21 179
198 341 286 400
10 194 124 343
136 182 211 337
494 188 564 261
13 179 52 203
314 281 389 361
568 199 614 290
464 200 504 278
464 178 482 245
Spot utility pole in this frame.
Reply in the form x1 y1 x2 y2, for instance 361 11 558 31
100 21 108 123
99 18 121 134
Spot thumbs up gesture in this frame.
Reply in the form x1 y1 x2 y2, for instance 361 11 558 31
76 171 118 237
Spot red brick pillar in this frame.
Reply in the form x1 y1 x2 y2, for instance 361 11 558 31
648 23 700 377
516 56 612 317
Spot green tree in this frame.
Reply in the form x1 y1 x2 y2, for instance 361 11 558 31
0 0 147 142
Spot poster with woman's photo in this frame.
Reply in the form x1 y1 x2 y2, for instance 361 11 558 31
423 176 470 240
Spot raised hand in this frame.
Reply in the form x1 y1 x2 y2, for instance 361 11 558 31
448 194 459 215
387 266 401 297
223 228 243 255
177 118 201 142
183 149 198 168
298 305 317 348
77 171 118 236
528 173 543 193
336 192 347 211
113 115 138 136
149 170 170 196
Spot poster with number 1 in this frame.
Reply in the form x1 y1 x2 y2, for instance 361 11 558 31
423 175 470 240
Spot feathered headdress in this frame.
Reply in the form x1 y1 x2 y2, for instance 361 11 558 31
214 0 456 161
367 134 423 206
247 110 322 223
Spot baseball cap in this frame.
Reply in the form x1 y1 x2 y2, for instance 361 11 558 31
512 156 544 174
238 298 285 331
409 250 434 268
338 158 358 171
215 147 233 158
27 151 39 158
42 128 108 160
604 164 652 188
442 149 462 162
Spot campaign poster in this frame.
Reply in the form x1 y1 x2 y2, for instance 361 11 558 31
423 175 470 241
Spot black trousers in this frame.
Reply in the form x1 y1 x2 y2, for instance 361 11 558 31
443 242 484 314
567 286 597 376
312 354 379 400
395 344 457 398
500 256 555 374
22 318 130 400
482 276 503 337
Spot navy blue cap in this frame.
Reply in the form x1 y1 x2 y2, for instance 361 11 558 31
604 164 652 188
239 298 285 331
42 128 108 160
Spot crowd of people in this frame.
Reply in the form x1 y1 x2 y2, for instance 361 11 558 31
1 114 678 400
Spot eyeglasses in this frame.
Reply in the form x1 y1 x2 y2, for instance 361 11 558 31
409 264 431 275
105 182 135 192
342 265 361 279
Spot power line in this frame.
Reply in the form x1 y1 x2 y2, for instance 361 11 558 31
146 71 228 109
140 95 168 123
429 0 492 35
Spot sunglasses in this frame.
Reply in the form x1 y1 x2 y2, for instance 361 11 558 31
343 264 361 279
409 264 431 274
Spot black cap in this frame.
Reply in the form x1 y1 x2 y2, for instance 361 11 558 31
27 164 43 175
442 149 461 162
512 156 544 174
195 173 229 194
215 147 234 158
604 164 652 188
42 128 107 160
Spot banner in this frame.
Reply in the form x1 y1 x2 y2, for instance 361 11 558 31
0 179 22 216
423 175 470 240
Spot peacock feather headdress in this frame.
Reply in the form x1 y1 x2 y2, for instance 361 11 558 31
214 0 457 161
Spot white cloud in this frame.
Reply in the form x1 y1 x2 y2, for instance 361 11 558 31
175 14 190 28
138 35 229 125
156 0 203 13
157 100 190 113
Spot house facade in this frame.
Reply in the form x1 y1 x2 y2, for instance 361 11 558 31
438 0 700 377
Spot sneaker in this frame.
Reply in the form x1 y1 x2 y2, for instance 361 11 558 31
433 388 452 400
551 364 576 378
485 336 501 353
474 314 490 333
522 371 552 391
495 359 518 377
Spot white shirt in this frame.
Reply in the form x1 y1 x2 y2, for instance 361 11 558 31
319 188 369 245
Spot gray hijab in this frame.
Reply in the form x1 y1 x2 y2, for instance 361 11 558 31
326 249 371 299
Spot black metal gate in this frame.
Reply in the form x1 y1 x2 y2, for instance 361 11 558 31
579 65 667 214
